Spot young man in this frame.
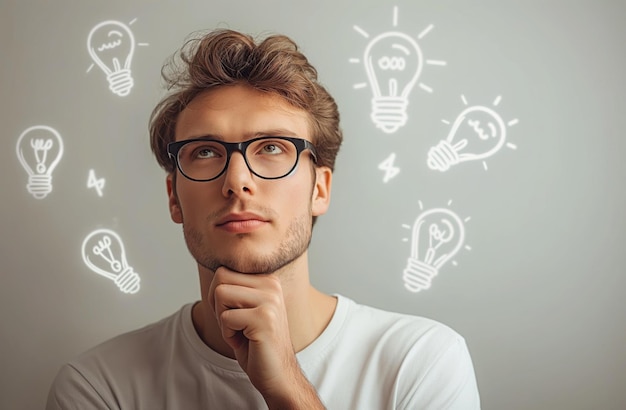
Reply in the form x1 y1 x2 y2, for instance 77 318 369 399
47 29 480 409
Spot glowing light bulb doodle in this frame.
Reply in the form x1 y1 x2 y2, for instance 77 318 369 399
81 229 140 294
350 6 446 134
15 125 64 199
428 95 519 172
86 19 148 97
364 32 421 133
402 201 471 292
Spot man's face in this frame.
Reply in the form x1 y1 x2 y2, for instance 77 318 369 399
167 84 331 274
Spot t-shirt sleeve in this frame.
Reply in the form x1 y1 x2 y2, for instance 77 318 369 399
398 334 481 410
46 364 112 410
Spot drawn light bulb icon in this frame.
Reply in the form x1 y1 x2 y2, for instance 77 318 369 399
428 105 507 172
403 208 465 292
16 125 64 199
87 20 135 97
364 32 423 134
82 229 140 294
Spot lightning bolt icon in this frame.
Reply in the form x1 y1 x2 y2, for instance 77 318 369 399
378 152 400 183
87 169 106 197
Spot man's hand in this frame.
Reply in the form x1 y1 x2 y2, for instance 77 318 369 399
209 266 325 409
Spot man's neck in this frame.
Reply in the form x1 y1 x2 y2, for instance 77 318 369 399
191 255 337 360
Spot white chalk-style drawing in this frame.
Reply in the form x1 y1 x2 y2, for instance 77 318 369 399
16 125 64 199
350 6 446 134
81 229 140 294
87 169 105 197
427 95 519 172
378 152 400 183
86 19 149 97
402 200 471 292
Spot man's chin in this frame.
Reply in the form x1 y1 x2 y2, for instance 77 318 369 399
200 258 282 275
216 264 274 275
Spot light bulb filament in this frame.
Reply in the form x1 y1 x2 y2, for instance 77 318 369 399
429 220 454 247
378 55 406 70
98 31 123 51
92 235 122 273
424 248 436 265
453 139 467 151
30 138 53 174
432 252 449 267
468 119 495 140
112 58 122 72
388 78 398 96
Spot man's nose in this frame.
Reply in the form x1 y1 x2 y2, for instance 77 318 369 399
221 151 256 197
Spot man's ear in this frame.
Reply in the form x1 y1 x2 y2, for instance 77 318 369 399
311 166 332 217
166 174 183 224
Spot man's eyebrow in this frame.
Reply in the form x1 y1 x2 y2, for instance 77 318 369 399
253 129 300 137
190 133 223 141
189 129 301 140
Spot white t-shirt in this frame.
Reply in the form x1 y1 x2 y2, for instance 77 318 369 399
46 295 480 409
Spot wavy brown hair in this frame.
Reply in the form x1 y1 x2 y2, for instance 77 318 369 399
149 29 342 174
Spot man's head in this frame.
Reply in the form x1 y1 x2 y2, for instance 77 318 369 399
150 29 342 174
149 29 342 274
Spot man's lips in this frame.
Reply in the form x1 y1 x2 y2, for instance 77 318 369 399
215 212 269 233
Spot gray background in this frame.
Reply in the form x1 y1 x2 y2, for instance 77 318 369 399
2 0 625 409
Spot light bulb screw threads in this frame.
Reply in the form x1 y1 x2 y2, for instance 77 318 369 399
403 257 438 292
107 69 134 97
114 267 140 294
427 140 459 172
371 97 408 134
27 174 52 199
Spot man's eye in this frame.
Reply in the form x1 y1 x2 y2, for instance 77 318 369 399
261 144 283 154
195 147 218 159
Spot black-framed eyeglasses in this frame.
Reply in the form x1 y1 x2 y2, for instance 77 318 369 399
167 136 318 182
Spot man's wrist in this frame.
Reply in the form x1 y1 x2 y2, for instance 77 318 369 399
262 369 325 410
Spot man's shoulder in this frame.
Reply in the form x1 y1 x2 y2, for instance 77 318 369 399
46 304 193 409
343 296 462 340
337 295 466 360
304 296 480 409
66 304 191 378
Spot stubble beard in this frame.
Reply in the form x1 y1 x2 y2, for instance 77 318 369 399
182 211 313 275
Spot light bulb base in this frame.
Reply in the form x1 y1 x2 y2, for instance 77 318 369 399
427 140 459 172
115 267 141 294
371 97 407 134
27 175 52 199
107 69 134 97
403 258 438 292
